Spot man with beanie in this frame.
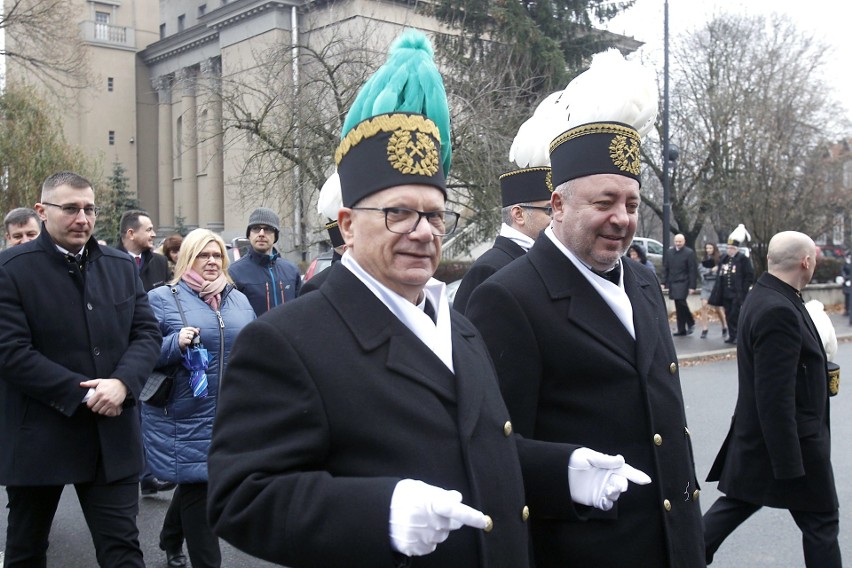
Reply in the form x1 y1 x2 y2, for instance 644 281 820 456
465 50 705 566
228 207 301 316
208 32 648 568
452 167 553 314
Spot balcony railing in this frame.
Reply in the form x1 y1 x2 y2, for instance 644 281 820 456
80 21 136 48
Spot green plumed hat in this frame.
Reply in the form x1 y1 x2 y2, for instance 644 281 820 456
336 30 451 207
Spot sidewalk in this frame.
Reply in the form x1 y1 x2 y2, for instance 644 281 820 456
673 311 852 363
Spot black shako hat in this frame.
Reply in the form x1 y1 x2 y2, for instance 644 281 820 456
498 167 553 207
549 121 643 188
335 112 446 207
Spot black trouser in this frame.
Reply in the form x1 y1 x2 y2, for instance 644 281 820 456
704 496 841 567
161 483 221 568
722 296 741 340
5 475 143 567
674 298 695 332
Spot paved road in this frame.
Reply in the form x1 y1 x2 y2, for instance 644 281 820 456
2 339 851 567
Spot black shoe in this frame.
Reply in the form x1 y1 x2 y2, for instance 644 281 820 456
700 330 708 338
687 325 695 335
673 331 687 336
721 327 727 337
724 337 736 344
140 478 176 496
165 547 187 568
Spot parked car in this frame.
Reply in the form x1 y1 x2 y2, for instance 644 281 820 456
303 251 334 282
228 237 251 262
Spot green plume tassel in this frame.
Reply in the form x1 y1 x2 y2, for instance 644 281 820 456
341 29 451 176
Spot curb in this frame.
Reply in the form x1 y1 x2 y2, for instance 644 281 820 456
678 329 852 364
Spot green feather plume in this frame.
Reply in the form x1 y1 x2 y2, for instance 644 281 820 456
341 30 451 177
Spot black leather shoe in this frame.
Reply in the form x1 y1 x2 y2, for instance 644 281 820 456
724 337 736 344
140 478 176 496
673 331 687 336
700 329 708 338
687 325 695 335
165 548 187 568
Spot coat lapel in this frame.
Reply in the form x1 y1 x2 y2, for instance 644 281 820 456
321 265 457 401
448 315 486 442
528 239 636 365
623 262 665 378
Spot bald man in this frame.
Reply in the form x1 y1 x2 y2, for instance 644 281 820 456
663 233 697 336
704 231 840 567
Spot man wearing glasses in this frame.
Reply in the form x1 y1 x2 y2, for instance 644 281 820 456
452 167 553 314
0 171 161 566
208 31 646 568
228 207 301 316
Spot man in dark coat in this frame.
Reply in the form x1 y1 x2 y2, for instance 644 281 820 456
716 241 754 344
452 167 552 313
664 233 698 335
0 172 161 566
208 32 647 568
117 209 169 292
703 231 840 567
465 93 705 565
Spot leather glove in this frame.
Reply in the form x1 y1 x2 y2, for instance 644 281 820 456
568 447 652 511
389 479 488 557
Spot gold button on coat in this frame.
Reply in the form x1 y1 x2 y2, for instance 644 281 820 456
692 490 700 501
669 362 677 374
653 434 662 446
521 506 530 521
484 515 494 532
684 427 691 436
663 499 671 511
503 421 513 437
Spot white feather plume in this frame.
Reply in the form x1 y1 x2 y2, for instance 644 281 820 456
317 172 342 220
509 90 563 168
728 224 751 244
552 49 658 140
805 299 837 361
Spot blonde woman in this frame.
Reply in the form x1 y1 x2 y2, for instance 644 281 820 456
142 229 255 568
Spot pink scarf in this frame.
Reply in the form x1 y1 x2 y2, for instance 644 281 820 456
182 269 228 311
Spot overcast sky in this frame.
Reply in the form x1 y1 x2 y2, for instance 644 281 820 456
604 0 852 125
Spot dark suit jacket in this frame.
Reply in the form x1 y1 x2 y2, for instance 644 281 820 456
663 245 697 300
208 263 577 568
453 236 526 314
707 272 837 512
465 236 705 567
116 243 169 292
0 231 161 485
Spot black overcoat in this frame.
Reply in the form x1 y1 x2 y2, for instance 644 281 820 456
466 236 705 567
208 264 577 568
453 236 525 314
117 242 170 291
663 245 698 300
0 231 161 485
706 273 838 512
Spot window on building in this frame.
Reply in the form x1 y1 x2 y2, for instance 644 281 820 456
107 77 113 92
159 23 166 38
108 130 115 145
177 14 185 32
199 4 206 17
95 11 110 40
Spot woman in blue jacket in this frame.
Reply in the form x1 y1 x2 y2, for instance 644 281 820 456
143 228 255 568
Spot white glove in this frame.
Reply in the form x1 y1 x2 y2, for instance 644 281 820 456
389 479 488 557
568 447 652 511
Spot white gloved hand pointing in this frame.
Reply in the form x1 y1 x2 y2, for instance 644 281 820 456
389 479 488 557
568 447 652 511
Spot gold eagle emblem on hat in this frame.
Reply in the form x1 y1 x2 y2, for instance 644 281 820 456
609 134 641 175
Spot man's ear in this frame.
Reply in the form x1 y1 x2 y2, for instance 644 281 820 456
339 208 355 248
510 204 526 227
550 191 564 222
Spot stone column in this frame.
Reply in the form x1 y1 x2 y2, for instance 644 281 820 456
153 76 174 233
176 67 198 229
199 58 225 233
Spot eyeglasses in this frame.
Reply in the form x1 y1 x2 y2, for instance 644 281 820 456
196 252 223 261
351 207 460 236
42 202 99 217
520 205 553 216
249 225 275 234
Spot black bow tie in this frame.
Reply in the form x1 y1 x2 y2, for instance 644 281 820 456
593 264 621 285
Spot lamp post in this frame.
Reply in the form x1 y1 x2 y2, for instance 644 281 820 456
662 0 672 252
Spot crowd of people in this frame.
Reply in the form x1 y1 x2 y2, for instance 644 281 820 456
0 30 842 568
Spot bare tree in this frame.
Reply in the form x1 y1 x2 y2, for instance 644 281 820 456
641 13 844 272
2 0 91 92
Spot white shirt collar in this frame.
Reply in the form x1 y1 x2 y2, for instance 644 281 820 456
498 223 536 252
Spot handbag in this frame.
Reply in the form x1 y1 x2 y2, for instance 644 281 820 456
141 286 192 407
